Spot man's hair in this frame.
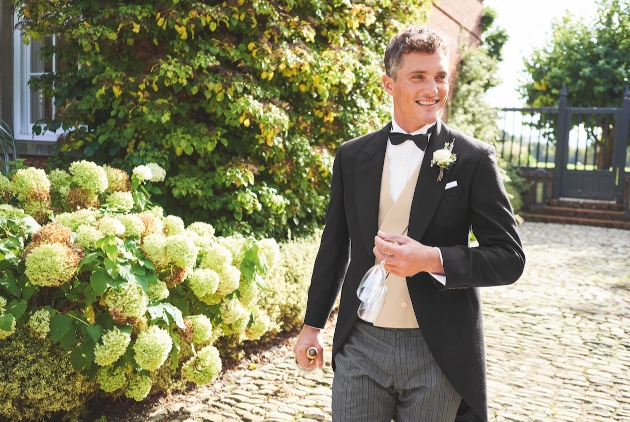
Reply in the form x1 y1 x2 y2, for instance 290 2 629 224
384 26 450 80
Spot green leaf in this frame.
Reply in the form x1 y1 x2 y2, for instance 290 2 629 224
59 328 77 351
71 338 95 371
6 299 27 320
105 244 118 262
84 285 97 305
134 272 156 292
170 294 190 315
162 303 185 329
147 303 165 321
50 313 73 343
118 264 136 285
85 324 103 343
90 268 112 296
0 270 20 298
0 313 14 332
20 278 37 301
170 334 180 371
78 252 100 271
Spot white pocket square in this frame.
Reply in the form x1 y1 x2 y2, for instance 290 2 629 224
445 181 458 190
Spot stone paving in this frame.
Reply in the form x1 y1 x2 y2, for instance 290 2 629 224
121 222 630 422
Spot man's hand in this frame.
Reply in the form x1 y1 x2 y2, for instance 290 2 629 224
293 325 325 370
373 230 444 277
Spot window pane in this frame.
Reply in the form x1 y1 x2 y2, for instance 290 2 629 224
30 36 53 73
30 89 53 122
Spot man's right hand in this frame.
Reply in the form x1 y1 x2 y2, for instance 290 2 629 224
293 325 325 370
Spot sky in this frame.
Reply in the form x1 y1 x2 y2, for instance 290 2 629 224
483 0 599 107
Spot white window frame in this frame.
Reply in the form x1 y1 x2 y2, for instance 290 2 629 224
12 12 63 142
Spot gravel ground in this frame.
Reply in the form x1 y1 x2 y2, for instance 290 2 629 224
99 222 630 422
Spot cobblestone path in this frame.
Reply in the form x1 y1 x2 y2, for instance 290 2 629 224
130 223 630 422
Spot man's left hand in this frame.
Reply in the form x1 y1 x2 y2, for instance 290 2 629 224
373 231 445 277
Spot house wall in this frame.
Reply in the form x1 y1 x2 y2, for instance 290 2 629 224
0 0 13 130
428 0 484 101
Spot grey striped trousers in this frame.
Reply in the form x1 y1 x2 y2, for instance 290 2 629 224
332 320 461 422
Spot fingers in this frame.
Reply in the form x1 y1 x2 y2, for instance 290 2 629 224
293 326 325 371
377 230 410 244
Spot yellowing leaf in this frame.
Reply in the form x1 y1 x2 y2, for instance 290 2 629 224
209 21 217 31
249 363 257 370
261 71 268 80
132 22 141 33
113 86 122 97
267 71 274 80
299 84 307 93
175 147 183 156
157 17 165 27
84 305 95 324
248 42 255 51
152 82 158 92
244 118 250 127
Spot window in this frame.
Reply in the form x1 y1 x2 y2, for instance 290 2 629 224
13 16 62 142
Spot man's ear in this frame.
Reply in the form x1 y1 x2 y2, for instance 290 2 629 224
382 74 394 95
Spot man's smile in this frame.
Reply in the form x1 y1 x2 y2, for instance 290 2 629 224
415 99 440 106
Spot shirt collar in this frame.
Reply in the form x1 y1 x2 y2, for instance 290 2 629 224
390 118 437 136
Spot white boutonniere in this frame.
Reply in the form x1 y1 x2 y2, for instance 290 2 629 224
431 140 456 182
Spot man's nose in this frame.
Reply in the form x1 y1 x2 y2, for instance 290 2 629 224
424 78 438 96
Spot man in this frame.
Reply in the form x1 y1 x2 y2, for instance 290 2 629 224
293 26 525 422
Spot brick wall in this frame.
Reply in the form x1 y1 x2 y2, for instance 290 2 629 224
427 0 483 101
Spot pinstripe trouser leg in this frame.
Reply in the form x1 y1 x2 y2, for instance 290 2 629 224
332 320 461 422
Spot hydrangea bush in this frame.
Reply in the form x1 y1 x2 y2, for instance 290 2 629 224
0 162 286 419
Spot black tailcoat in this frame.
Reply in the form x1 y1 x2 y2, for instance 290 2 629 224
303 120 526 421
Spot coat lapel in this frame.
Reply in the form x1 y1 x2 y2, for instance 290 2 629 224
408 120 454 241
355 123 390 256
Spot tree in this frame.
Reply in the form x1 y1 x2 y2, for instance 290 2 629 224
14 0 432 238
519 0 630 168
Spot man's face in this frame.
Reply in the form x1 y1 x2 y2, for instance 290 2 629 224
382 51 450 132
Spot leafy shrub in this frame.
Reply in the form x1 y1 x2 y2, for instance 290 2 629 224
0 162 280 418
13 0 433 238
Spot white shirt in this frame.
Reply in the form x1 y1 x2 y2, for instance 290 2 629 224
388 118 446 285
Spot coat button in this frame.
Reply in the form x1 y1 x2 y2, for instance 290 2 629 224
401 301 408 308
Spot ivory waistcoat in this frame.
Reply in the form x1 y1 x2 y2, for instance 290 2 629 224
372 150 422 328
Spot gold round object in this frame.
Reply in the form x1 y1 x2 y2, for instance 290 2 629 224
306 347 318 360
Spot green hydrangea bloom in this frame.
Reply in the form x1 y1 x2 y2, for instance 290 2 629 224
189 315 213 344
186 231 214 249
162 215 185 236
238 280 259 306
98 217 126 237
246 313 270 341
106 283 148 320
215 265 241 296
103 165 131 192
199 293 223 306
146 281 169 301
118 214 145 238
187 222 215 239
230 314 250 334
28 309 51 339
200 243 233 270
11 168 50 202
69 160 108 194
188 269 220 299
257 238 280 271
55 209 97 230
97 365 127 393
182 345 222 385
133 325 172 371
220 298 247 325
0 297 6 312
146 163 166 182
218 236 246 269
125 373 152 401
23 200 51 223
48 169 72 195
165 235 198 269
75 224 104 249
141 233 168 268
25 243 76 287
132 165 152 182
0 174 13 202
94 327 131 366
106 191 134 212
147 206 164 218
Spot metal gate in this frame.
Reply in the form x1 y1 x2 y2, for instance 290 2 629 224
497 86 630 204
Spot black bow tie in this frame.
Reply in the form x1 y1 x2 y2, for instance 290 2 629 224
389 126 434 151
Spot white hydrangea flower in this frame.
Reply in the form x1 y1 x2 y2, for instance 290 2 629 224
187 268 220 299
162 215 185 236
106 283 148 320
126 373 152 401
141 233 168 268
106 191 134 212
165 234 198 269
98 217 126 237
118 214 146 238
75 224 104 249
94 327 131 366
215 265 241 296
146 163 166 182
132 165 153 182
28 309 51 339
220 298 248 325
189 315 213 344
98 365 127 393
69 160 109 194
133 325 172 371
182 346 222 385
147 281 169 301
200 244 233 270
257 238 280 271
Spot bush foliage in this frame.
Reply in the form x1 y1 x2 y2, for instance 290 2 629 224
0 162 319 420
14 0 432 238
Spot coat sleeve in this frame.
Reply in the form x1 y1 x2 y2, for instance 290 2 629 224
440 146 525 288
303 144 351 329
